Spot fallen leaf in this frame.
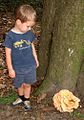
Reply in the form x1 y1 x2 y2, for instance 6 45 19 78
37 93 46 103
0 84 6 89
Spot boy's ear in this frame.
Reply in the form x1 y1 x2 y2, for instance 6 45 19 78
16 19 21 25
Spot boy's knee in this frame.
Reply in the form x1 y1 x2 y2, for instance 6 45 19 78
23 83 30 88
20 84 24 88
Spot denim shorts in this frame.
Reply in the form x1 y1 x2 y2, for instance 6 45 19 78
13 66 36 88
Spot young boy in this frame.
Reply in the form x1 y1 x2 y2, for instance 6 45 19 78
3 4 39 111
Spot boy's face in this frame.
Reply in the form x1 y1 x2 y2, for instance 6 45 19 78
16 19 35 33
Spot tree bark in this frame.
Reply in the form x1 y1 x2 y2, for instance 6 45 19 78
76 60 84 103
37 0 84 95
37 0 57 78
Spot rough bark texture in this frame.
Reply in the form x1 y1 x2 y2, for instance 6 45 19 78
37 0 57 78
37 0 84 95
76 60 84 103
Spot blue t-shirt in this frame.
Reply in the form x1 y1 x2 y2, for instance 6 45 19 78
3 30 37 69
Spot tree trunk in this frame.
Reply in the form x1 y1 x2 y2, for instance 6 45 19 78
37 0 57 78
37 0 84 95
76 60 84 103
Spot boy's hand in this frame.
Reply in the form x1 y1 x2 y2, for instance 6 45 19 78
36 60 39 68
8 69 16 78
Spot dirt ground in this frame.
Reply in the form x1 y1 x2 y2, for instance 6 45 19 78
0 97 84 120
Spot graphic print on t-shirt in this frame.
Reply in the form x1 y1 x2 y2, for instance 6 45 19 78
13 39 31 49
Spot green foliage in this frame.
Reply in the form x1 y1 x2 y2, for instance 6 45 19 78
0 90 17 104
0 2 6 12
0 0 43 12
70 110 84 119
0 66 5 70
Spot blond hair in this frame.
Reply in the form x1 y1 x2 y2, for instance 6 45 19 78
15 4 36 23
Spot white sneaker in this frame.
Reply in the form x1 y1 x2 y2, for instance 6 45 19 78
24 101 31 111
12 98 23 106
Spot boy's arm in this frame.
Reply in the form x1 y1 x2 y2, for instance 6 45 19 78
31 43 39 68
5 47 16 78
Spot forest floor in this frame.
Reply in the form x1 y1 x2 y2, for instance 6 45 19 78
0 96 84 120
0 12 84 120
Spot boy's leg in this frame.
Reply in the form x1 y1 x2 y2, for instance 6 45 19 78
23 83 31 99
18 84 24 96
12 84 24 106
23 83 31 111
